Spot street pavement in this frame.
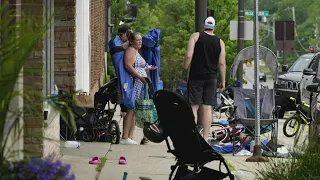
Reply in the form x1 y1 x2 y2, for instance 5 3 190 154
243 63 274 89
60 105 308 180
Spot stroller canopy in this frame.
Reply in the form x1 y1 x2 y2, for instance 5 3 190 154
230 45 278 80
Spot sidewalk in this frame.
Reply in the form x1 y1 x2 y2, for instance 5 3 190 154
60 141 111 180
61 109 270 180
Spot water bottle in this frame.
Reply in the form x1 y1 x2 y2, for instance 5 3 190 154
122 172 128 180
64 141 80 149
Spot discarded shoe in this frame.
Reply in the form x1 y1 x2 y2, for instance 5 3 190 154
89 156 101 164
119 156 127 165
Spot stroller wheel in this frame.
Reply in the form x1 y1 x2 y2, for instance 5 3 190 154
80 129 97 142
106 120 120 144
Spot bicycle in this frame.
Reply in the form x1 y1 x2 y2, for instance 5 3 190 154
283 96 312 137
212 86 235 119
199 107 244 144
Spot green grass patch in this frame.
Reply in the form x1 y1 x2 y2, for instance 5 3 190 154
219 153 236 171
254 129 320 180
95 157 107 173
225 159 236 171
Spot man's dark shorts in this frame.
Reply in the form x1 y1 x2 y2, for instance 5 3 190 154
120 103 128 112
188 79 217 106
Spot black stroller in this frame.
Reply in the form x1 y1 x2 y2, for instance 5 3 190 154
153 90 234 180
60 77 121 144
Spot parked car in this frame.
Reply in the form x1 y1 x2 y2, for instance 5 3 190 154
299 52 320 115
275 53 315 118
304 84 320 123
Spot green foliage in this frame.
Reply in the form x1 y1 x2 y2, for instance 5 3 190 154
95 157 107 173
109 0 320 87
255 129 320 180
0 5 47 161
130 2 160 34
0 3 76 163
111 0 239 89
258 0 320 64
111 0 127 36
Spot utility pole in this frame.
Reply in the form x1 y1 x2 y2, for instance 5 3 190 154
236 0 245 86
272 15 275 46
195 0 207 32
316 23 319 49
246 0 268 163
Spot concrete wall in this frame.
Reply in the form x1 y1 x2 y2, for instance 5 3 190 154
22 0 45 158
43 110 60 158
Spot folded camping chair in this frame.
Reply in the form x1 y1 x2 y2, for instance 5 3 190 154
229 87 279 154
153 90 234 180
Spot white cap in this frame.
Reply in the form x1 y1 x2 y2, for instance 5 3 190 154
204 16 216 30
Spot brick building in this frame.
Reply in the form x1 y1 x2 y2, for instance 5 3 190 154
4 0 107 159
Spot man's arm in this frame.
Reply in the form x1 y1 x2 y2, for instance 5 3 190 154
219 39 226 91
182 32 199 81
183 32 199 69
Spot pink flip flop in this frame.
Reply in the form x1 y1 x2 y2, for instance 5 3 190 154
119 156 127 165
89 156 101 164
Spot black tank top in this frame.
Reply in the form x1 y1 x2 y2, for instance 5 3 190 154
189 32 221 80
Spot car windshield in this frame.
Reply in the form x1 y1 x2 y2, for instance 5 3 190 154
288 54 314 72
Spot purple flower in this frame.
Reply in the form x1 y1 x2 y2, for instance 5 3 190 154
60 164 71 177
18 170 25 179
8 164 14 171
7 153 74 180
64 173 75 180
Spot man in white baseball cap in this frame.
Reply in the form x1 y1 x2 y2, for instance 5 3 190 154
204 16 216 30
182 16 226 143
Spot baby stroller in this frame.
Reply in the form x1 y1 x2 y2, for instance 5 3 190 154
60 77 121 144
153 89 234 180
213 87 235 119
